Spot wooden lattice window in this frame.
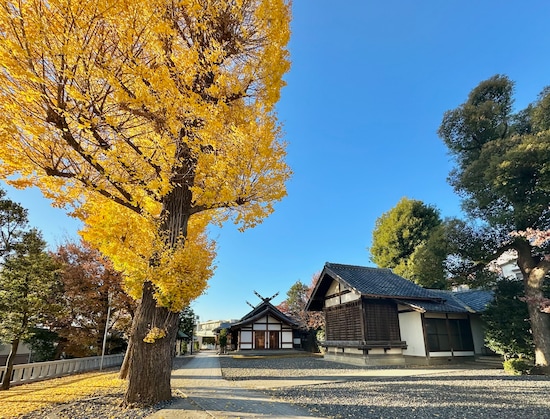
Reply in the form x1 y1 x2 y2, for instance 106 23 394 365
364 300 401 341
325 300 362 341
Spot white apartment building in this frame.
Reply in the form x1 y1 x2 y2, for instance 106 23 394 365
195 319 238 349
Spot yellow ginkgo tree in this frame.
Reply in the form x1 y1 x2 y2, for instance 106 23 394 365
0 0 291 405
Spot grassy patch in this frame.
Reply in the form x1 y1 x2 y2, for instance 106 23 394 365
0 370 124 418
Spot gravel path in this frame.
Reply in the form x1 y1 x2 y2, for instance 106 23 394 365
220 355 550 418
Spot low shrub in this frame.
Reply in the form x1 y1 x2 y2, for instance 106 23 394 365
503 358 532 375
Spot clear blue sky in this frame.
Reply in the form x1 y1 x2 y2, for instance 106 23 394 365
2 0 550 322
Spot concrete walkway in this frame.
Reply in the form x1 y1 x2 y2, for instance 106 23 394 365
147 351 324 419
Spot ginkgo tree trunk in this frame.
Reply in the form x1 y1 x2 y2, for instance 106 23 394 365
0 0 291 406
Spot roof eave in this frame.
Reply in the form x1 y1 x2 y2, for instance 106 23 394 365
362 293 444 302
394 300 427 313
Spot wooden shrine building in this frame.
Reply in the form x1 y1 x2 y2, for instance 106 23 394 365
230 292 301 350
306 263 493 365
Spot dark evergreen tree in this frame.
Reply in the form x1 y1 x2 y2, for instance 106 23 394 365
370 197 448 288
439 75 550 371
0 230 60 390
483 279 533 360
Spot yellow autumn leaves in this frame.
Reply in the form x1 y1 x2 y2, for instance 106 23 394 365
0 0 291 311
0 370 125 418
79 197 216 311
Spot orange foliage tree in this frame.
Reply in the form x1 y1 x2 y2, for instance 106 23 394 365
278 274 325 331
52 240 136 358
0 0 291 405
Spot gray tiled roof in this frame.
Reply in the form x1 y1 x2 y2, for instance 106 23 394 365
324 263 439 299
396 297 465 313
432 289 494 312
306 262 494 313
398 290 493 313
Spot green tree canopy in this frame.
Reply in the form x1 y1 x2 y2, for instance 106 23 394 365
438 74 550 372
483 279 534 360
407 222 451 289
440 75 550 232
370 197 446 288
178 307 196 340
280 280 309 327
218 328 228 354
0 188 28 257
0 229 60 390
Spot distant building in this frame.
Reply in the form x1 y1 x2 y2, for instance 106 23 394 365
196 319 238 350
0 342 32 366
496 252 522 280
229 295 302 351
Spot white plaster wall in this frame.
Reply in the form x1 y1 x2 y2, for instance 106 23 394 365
324 279 361 307
282 331 294 349
340 291 361 304
325 296 340 308
326 280 340 295
470 315 487 355
325 279 341 308
399 311 426 357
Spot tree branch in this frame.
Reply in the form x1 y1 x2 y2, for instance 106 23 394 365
43 167 142 214
45 105 138 209
190 196 250 215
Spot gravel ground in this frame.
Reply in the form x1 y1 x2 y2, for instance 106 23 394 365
220 355 550 418
17 390 179 419
16 354 550 418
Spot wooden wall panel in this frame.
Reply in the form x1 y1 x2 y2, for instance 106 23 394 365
365 300 401 341
325 300 363 341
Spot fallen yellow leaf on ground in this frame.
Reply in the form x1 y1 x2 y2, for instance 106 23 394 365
0 370 124 418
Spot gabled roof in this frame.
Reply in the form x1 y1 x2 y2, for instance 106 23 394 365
230 299 299 329
306 263 442 311
306 262 493 314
